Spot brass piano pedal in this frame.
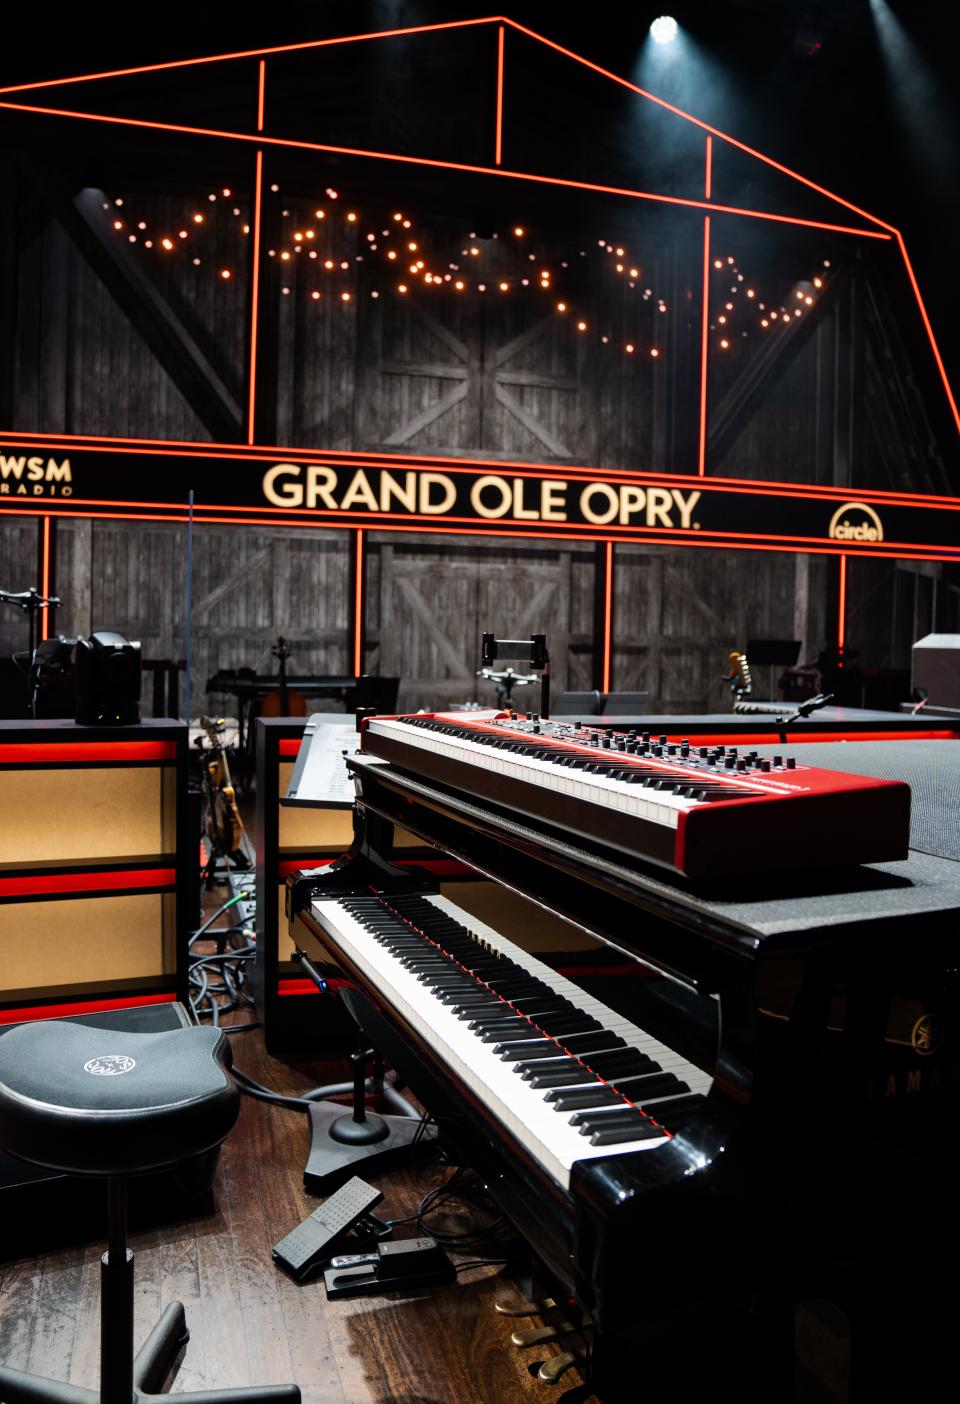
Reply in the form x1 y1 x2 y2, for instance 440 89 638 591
538 1351 579 1385
495 1295 556 1317
511 1323 571 1348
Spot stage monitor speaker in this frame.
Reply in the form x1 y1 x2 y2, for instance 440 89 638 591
74 631 141 725
912 634 960 709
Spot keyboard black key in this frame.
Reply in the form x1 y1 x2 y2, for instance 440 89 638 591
588 1119 667 1146
545 1087 627 1112
526 1064 597 1088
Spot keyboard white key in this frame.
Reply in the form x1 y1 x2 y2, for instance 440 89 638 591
306 892 712 1190
367 717 694 828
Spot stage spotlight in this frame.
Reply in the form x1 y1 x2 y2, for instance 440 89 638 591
650 15 678 45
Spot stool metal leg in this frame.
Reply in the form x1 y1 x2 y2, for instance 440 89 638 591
100 1178 134 1404
0 1367 94 1404
132 1303 189 1395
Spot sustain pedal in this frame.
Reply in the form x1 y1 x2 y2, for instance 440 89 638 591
323 1235 454 1299
272 1175 384 1282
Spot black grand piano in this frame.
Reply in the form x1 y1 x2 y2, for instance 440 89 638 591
287 730 960 1398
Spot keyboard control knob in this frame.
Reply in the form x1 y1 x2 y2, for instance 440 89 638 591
724 755 735 768
659 735 667 746
706 754 718 766
574 720 582 730
602 735 612 748
760 759 771 771
786 757 797 768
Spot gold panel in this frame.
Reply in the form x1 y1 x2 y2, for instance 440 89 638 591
277 762 355 850
0 768 164 864
0 893 167 992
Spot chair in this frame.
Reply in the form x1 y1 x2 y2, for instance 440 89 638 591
601 691 652 716
0 1021 300 1404
551 690 606 716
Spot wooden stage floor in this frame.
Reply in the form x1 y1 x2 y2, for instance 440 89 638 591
0 1019 594 1404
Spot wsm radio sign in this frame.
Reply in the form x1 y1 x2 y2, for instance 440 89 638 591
0 455 73 497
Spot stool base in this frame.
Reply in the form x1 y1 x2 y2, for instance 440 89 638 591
0 1301 301 1404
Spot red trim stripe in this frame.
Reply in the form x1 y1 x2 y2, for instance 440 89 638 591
0 868 177 898
278 738 303 758
0 993 177 1024
277 976 354 996
277 858 337 877
0 741 177 764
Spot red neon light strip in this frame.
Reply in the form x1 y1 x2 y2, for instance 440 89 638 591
13 430 957 508
0 17 505 96
0 740 177 764
248 147 263 443
704 134 712 201
40 515 51 641
0 101 891 241
837 553 847 649
257 58 265 131
0 993 177 1025
495 25 504 165
354 528 365 676
896 230 960 437
277 858 336 876
699 215 711 476
502 18 896 235
0 867 177 898
1 500 957 563
601 540 613 692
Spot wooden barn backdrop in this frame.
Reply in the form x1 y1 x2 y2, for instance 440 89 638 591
0 17 957 714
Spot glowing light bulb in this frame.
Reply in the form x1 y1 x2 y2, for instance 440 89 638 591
804 295 813 305
341 292 351 302
371 291 380 299
813 276 823 288
746 289 755 298
113 220 123 230
346 212 357 222
720 338 729 348
161 238 173 250
576 320 587 331
145 240 153 248
114 198 123 206
630 268 639 278
293 232 303 242
650 15 678 44
323 259 334 269
137 221 146 230
761 319 769 327
625 343 635 353
193 213 204 224
714 259 723 270
311 291 320 300
455 280 465 290
393 212 403 221
650 348 660 358
222 188 231 197
178 230 188 239
398 283 408 293
280 251 291 261
556 301 567 312
513 226 525 236
718 315 726 324
220 269 231 280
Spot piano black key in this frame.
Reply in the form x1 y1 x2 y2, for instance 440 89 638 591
588 1119 666 1146
533 1014 603 1037
640 1093 707 1125
493 1037 557 1059
525 1063 597 1088
598 1072 689 1102
478 1020 540 1043
545 1086 627 1111
580 1048 657 1078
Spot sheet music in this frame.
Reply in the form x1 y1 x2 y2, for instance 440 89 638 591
282 716 362 808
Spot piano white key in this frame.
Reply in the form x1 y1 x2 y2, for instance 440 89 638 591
308 894 713 1189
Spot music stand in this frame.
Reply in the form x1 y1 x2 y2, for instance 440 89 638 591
480 633 551 716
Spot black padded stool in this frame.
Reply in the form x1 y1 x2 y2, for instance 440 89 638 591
0 1021 301 1404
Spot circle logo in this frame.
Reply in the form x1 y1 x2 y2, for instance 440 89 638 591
83 1054 137 1076
827 502 884 543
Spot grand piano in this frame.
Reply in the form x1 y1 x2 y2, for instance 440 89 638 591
287 719 960 1398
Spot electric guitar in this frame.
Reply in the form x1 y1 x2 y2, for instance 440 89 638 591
199 715 246 861
723 649 753 703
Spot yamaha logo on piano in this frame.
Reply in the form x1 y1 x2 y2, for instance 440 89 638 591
911 1013 944 1056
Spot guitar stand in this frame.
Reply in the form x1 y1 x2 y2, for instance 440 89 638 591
303 1046 435 1194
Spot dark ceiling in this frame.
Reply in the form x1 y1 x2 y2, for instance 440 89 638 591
4 1 960 393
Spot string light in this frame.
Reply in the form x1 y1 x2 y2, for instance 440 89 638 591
220 269 231 280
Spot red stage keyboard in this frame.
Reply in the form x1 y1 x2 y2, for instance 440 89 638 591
361 712 911 879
